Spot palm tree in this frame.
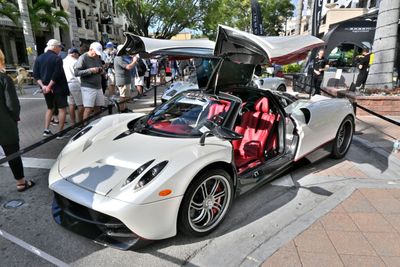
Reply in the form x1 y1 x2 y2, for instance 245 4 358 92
295 0 304 35
0 0 20 25
29 0 69 36
365 0 400 89
17 0 37 67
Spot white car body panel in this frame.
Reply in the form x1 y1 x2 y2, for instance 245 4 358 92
287 95 354 160
253 77 286 90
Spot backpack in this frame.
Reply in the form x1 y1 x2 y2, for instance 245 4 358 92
137 59 147 76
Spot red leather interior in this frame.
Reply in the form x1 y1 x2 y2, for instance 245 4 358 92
233 97 276 172
207 100 231 119
150 121 192 134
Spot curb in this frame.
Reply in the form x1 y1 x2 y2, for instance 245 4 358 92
352 135 400 168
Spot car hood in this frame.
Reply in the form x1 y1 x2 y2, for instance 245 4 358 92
214 25 325 65
58 123 199 196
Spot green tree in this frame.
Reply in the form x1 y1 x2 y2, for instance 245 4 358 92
201 0 294 39
28 0 69 36
0 0 20 25
116 0 210 39
261 0 294 35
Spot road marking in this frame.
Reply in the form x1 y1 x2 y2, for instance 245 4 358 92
0 228 70 267
18 97 44 100
1 157 55 169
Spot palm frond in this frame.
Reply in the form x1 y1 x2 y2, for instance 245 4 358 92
0 0 20 25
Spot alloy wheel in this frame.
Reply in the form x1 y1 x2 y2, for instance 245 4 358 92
187 175 231 233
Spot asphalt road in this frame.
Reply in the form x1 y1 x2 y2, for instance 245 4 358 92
1 86 399 266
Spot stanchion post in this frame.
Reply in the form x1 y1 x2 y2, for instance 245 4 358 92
153 85 157 107
352 101 357 116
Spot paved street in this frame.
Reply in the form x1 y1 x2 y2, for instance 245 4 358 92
1 86 400 266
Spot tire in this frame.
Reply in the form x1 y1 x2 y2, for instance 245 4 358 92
178 169 234 237
277 84 286 92
331 116 354 159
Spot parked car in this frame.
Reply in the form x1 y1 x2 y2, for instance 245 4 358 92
49 26 354 250
162 65 287 102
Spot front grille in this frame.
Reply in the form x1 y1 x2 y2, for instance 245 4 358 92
52 193 145 250
55 193 123 227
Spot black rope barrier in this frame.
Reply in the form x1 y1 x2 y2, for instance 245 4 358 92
0 107 107 165
287 75 400 128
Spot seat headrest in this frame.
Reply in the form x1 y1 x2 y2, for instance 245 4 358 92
254 97 269 113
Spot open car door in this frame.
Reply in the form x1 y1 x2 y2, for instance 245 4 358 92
117 33 216 59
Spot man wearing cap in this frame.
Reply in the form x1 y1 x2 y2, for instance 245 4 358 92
63 48 83 125
33 39 69 139
114 45 138 112
74 42 105 120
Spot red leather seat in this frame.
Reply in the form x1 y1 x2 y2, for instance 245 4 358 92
207 100 231 120
233 97 276 172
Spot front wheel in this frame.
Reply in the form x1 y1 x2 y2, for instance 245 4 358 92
331 116 354 159
178 169 233 237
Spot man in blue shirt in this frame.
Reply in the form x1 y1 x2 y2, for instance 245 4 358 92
33 39 69 139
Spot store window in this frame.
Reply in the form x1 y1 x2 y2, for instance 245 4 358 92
75 7 82 28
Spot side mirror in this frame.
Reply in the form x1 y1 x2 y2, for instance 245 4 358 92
199 126 243 146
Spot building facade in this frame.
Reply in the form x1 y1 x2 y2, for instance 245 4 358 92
0 0 128 68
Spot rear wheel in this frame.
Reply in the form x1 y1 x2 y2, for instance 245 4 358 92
277 84 286 92
178 169 233 237
331 116 354 159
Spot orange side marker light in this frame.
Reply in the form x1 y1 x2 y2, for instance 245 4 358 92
159 189 172 197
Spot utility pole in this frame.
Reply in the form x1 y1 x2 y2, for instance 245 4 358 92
295 0 304 35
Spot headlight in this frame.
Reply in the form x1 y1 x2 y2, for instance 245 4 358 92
134 161 168 190
123 160 154 186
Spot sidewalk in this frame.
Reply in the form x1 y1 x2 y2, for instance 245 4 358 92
263 188 400 267
261 116 400 267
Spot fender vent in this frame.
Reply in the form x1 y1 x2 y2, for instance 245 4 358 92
300 108 311 124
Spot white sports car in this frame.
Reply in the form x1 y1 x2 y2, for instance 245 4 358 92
49 26 354 250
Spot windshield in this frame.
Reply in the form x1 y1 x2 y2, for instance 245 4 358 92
139 92 232 137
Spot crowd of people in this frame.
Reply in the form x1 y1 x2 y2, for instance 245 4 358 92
32 39 185 139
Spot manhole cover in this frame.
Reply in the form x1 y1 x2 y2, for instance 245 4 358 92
3 199 25 209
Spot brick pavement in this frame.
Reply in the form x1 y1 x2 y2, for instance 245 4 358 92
263 188 400 267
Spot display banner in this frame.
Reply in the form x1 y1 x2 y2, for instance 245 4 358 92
251 0 264 35
311 0 323 36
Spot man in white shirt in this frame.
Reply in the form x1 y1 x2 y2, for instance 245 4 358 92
63 48 83 125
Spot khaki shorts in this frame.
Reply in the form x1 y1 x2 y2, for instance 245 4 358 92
117 84 131 98
81 87 105 108
67 82 83 106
